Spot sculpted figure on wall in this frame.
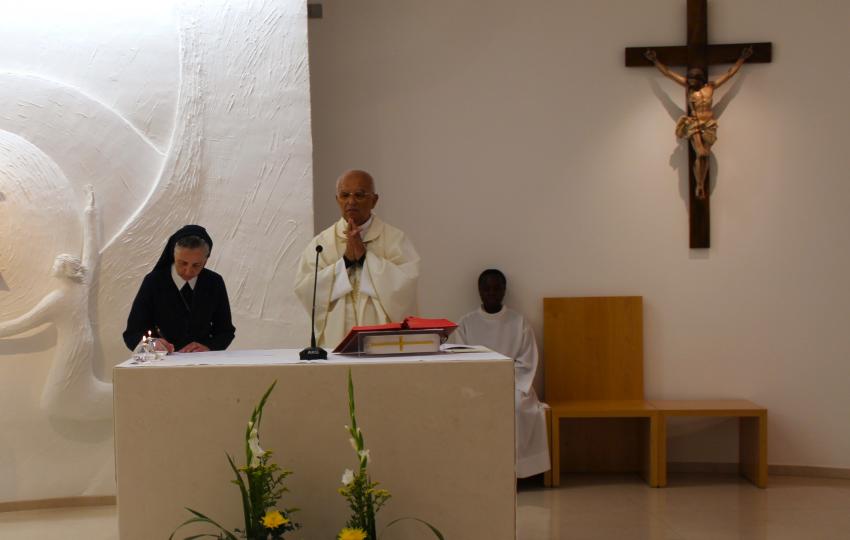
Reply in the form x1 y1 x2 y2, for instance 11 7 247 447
0 185 112 420
644 46 753 199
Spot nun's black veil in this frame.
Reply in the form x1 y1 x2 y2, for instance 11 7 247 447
153 225 214 272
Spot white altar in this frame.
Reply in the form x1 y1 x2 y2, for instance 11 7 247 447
113 349 516 540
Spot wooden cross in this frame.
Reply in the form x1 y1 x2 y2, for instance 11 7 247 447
625 0 771 248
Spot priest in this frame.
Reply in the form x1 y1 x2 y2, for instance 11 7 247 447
454 269 550 478
294 170 420 348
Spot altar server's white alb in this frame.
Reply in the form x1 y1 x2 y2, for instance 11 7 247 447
455 305 551 478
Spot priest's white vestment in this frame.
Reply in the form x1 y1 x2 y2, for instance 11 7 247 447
294 215 420 348
455 306 550 478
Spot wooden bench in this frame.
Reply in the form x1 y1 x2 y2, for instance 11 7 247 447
651 399 767 488
544 297 767 488
549 399 660 487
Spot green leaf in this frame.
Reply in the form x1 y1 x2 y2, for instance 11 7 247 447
382 517 445 540
254 380 278 431
169 516 209 540
169 508 239 540
348 369 357 431
226 453 253 537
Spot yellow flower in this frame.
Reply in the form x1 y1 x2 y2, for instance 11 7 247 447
338 527 368 540
261 509 289 529
370 488 390 498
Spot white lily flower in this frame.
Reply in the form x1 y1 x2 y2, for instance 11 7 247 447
358 449 371 464
341 468 355 485
248 427 264 467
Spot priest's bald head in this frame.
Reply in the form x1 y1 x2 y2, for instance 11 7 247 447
336 169 379 226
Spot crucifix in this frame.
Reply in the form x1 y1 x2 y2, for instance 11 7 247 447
626 0 772 248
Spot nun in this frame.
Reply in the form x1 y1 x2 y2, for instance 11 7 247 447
123 225 235 353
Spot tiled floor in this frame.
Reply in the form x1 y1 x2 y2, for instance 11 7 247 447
2 474 850 539
0 504 118 540
517 473 850 539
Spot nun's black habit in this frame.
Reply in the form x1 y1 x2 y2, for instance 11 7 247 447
122 225 235 351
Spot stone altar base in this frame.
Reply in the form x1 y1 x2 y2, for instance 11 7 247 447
113 350 516 539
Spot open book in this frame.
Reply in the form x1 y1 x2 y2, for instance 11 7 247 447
333 316 458 354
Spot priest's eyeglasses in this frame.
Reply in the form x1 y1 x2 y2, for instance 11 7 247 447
336 191 374 202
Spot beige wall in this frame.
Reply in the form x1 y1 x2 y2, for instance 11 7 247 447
309 0 850 469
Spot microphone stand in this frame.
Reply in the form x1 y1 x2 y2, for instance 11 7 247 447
300 244 328 360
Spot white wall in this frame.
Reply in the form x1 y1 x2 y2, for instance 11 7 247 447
309 0 850 469
0 0 313 501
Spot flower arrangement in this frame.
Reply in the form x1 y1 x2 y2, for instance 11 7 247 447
337 370 444 540
170 381 299 540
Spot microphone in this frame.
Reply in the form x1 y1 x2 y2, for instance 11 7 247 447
300 244 328 360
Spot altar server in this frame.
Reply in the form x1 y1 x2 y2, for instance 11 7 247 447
454 269 550 478
123 225 235 353
294 170 420 348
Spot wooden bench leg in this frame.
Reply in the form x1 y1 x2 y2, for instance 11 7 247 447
650 414 662 487
655 414 667 487
639 414 662 487
740 413 768 488
550 414 561 487
543 407 553 487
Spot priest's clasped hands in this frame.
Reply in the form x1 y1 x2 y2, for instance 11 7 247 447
344 217 367 263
